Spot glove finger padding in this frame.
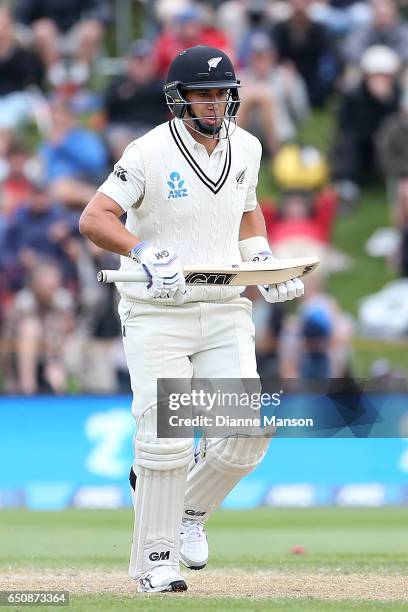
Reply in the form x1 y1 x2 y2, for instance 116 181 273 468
155 277 164 291
259 284 279 303
293 277 305 297
276 283 288 302
173 287 187 305
285 280 296 300
162 273 180 288
152 287 165 299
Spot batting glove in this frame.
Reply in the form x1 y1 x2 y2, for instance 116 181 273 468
130 242 187 304
251 251 304 303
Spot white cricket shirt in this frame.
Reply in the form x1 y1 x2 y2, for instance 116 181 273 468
98 118 262 303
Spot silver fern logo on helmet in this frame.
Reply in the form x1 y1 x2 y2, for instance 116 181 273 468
208 57 222 70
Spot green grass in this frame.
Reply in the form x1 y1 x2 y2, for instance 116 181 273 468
1 508 407 611
1 507 407 568
66 596 408 611
2 507 407 571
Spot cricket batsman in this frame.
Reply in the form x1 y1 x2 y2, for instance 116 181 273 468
79 45 304 593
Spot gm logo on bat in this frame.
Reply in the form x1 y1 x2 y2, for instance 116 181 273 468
184 272 235 285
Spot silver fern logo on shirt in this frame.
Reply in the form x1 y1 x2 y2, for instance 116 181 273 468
235 167 246 189
167 171 188 199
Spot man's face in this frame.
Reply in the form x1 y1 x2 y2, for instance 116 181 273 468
250 49 274 78
175 18 201 43
30 189 50 214
128 54 157 83
0 8 12 40
184 88 229 134
32 266 61 305
365 73 395 100
51 103 74 133
290 0 313 16
372 0 397 28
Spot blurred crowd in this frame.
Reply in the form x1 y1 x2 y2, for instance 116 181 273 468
1 0 408 394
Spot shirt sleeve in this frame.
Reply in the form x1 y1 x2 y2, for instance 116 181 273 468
97 141 145 211
244 137 262 212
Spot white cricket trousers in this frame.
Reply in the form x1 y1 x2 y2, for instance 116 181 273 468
119 296 258 414
118 296 261 580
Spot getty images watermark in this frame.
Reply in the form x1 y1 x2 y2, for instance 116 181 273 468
158 377 408 438
156 379 316 438
166 389 314 429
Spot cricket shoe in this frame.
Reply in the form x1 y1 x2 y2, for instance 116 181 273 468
179 519 208 570
138 565 187 593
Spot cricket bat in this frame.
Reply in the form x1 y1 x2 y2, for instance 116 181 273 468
97 256 319 286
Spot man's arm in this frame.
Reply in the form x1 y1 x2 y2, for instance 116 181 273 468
239 204 273 260
239 204 267 241
79 192 139 255
79 190 186 302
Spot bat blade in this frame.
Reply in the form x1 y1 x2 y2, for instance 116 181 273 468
97 256 319 285
183 257 319 286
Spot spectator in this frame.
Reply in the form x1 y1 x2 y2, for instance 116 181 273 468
104 40 168 160
376 90 408 276
62 239 123 392
239 33 309 149
1 179 74 292
261 187 338 274
217 0 253 56
299 299 334 378
280 278 354 378
377 87 408 213
0 141 37 219
154 4 231 77
235 1 274 67
246 284 285 379
342 0 408 66
332 45 401 188
15 0 110 88
271 0 340 107
310 0 372 37
0 6 43 145
40 98 107 208
400 211 408 276
1 262 75 394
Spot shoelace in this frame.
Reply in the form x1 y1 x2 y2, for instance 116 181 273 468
182 519 204 543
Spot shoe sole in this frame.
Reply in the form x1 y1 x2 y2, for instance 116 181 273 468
139 579 187 593
168 580 188 592
180 557 207 571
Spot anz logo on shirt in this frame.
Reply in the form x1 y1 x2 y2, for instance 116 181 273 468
167 171 188 199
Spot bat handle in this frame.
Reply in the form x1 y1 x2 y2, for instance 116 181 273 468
97 269 148 283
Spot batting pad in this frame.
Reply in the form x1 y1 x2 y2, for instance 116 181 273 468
129 403 193 580
183 436 270 521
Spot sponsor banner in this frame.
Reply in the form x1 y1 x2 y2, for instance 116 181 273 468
264 484 316 507
0 396 407 508
72 485 129 509
0 489 25 508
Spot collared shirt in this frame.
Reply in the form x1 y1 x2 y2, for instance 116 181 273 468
176 117 227 180
97 118 262 303
98 119 251 212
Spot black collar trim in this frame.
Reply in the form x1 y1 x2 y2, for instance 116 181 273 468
169 120 231 194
